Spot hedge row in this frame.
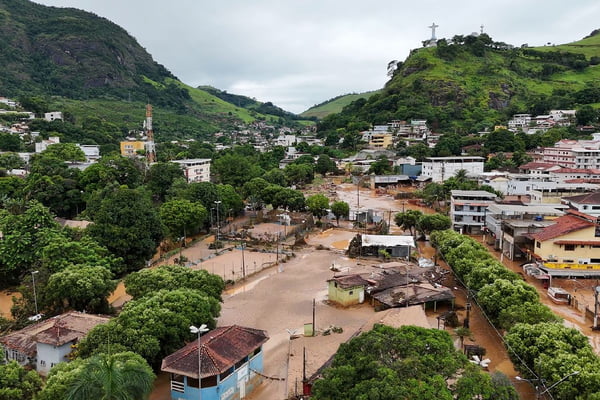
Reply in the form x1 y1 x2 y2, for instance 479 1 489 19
430 230 600 399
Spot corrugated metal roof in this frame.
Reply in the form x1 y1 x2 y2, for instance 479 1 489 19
161 325 268 379
327 274 369 289
361 235 415 248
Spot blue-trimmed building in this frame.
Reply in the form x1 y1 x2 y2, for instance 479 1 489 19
161 325 269 400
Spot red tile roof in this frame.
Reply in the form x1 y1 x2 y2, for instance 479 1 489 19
519 162 560 171
530 215 595 242
161 325 269 379
562 191 600 205
552 168 600 174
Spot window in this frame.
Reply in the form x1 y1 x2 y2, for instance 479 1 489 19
349 290 354 295
220 366 234 381
40 360 46 366
235 356 248 369
536 242 541 248
201 375 217 388
565 244 575 251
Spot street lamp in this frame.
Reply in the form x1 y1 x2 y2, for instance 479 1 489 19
214 201 222 242
190 324 209 400
516 370 580 399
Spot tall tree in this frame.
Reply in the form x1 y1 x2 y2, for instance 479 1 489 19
87 187 163 273
159 199 207 240
146 162 184 202
331 201 350 226
124 265 224 301
45 265 116 313
394 210 423 236
306 194 329 221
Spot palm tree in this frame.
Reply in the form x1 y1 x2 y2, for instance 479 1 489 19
66 352 155 400
454 168 468 182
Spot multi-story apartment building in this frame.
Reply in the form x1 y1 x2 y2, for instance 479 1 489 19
450 190 498 234
172 158 211 183
421 156 484 183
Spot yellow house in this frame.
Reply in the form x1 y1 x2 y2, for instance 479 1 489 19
531 211 600 270
369 133 393 149
327 274 368 306
120 141 145 157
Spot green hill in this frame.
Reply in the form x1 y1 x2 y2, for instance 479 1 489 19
318 31 600 134
301 91 380 119
0 0 309 141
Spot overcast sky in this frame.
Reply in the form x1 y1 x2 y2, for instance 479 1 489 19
34 0 600 113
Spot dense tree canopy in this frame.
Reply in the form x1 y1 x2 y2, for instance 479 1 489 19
0 359 43 400
312 324 513 400
45 264 116 313
79 288 221 366
124 265 224 301
159 199 207 240
87 187 163 273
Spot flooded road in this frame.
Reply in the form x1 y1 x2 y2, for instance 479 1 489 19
0 290 19 319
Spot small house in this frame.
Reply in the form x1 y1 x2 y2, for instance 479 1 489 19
327 274 369 306
0 311 110 376
161 325 269 400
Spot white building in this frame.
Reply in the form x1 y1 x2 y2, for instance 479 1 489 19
450 190 498 234
421 156 484 183
172 158 211 183
78 144 100 162
34 136 60 153
561 192 600 217
508 114 532 132
43 111 63 122
274 135 296 147
0 312 110 376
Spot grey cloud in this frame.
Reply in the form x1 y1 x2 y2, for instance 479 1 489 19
35 0 600 113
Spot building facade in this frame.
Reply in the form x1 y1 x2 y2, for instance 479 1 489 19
450 190 497 234
161 325 268 400
421 156 484 183
120 141 145 157
531 211 600 272
172 159 212 183
327 274 368 306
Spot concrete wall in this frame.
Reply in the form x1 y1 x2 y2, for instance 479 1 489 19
36 341 72 376
328 281 363 306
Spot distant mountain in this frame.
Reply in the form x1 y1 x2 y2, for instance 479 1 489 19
301 91 380 119
0 0 310 141
199 86 313 122
0 0 177 103
318 30 600 133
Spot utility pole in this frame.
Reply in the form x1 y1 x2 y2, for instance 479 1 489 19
464 290 471 328
241 239 246 280
312 298 316 336
594 286 600 330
